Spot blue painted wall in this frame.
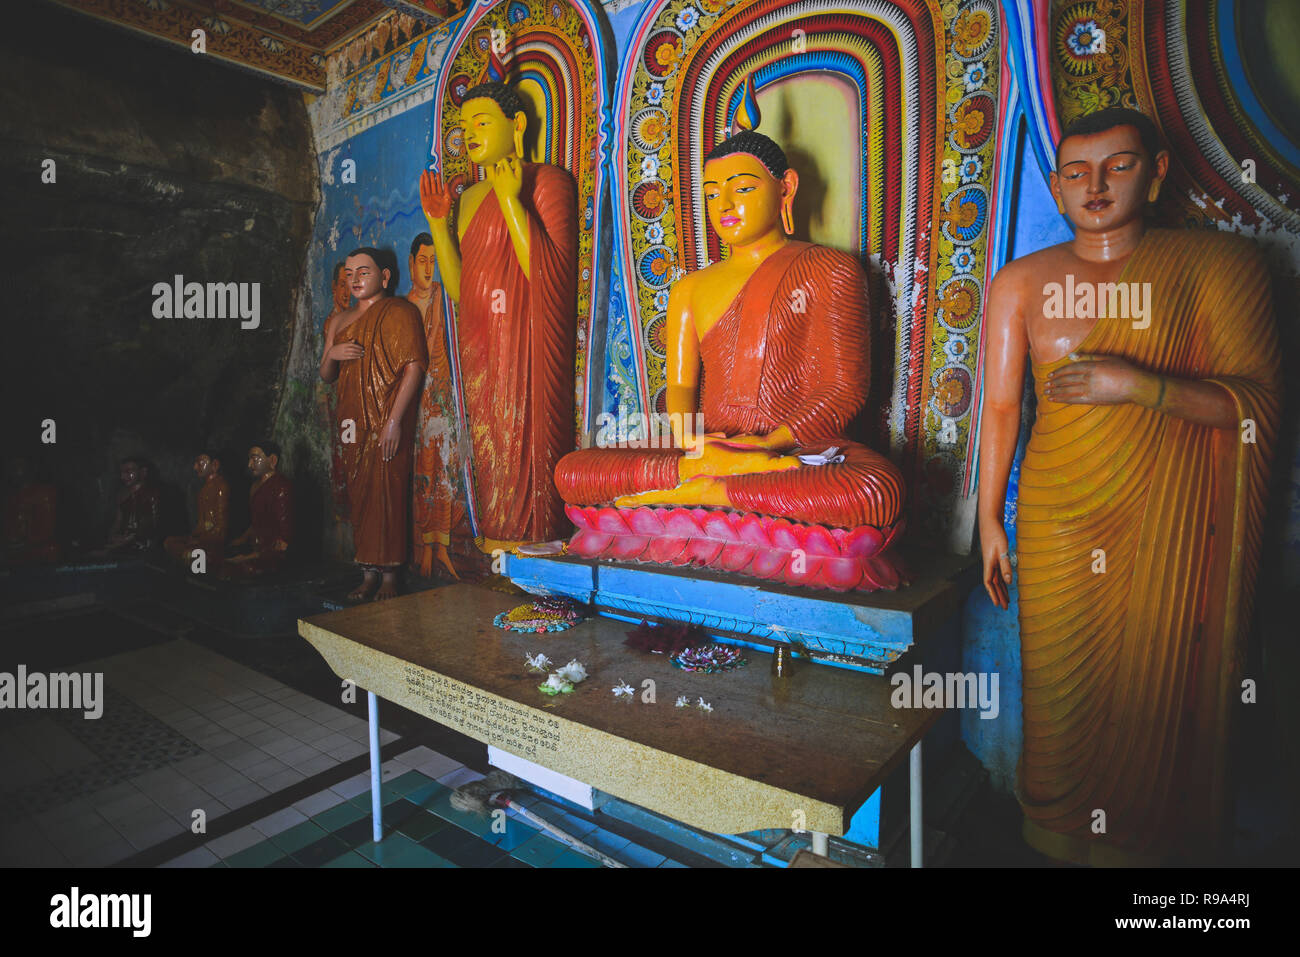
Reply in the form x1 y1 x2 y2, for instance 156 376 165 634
609 1 651 59
959 146 1071 794
272 92 440 559
310 105 435 303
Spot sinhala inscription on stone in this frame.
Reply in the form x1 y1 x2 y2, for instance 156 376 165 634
402 665 562 761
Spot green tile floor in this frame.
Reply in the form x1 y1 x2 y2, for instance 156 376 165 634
204 769 665 869
0 614 686 869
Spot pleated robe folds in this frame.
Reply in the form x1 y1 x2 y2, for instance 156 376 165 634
456 163 577 545
335 298 428 567
1016 229 1281 864
553 242 905 529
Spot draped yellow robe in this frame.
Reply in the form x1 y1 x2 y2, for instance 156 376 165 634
1017 229 1281 865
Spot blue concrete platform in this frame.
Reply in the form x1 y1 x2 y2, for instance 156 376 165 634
504 546 977 675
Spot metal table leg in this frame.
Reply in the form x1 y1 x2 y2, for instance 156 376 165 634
910 740 922 868
368 691 382 843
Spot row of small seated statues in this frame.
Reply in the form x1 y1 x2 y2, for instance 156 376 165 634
2 445 294 579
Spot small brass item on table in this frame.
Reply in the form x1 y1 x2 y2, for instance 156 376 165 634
771 642 807 679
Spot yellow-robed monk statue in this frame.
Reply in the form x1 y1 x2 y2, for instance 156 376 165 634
978 108 1282 865
555 80 905 541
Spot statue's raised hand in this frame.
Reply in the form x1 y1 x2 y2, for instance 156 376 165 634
490 156 523 203
420 169 452 221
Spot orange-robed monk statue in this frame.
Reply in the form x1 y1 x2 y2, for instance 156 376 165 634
224 442 294 577
553 115 905 544
406 232 460 581
163 449 229 569
2 456 58 566
978 108 1281 865
321 248 428 600
102 456 162 556
419 74 577 552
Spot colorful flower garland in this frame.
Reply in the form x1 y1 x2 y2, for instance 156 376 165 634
671 644 748 674
493 596 585 634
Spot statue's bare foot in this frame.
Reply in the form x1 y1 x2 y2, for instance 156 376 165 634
614 488 667 508
375 571 399 601
347 571 380 602
435 545 460 581
615 476 728 508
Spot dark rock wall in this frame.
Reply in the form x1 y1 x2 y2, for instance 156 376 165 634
0 4 318 547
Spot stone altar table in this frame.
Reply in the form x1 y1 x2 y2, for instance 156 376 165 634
299 583 940 862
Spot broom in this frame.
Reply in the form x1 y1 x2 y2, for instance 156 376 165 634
450 770 628 868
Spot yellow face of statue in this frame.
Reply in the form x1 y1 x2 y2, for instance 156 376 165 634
462 96 521 167
702 152 782 248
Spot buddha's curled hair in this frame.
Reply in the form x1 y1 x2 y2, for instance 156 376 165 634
463 81 527 122
704 130 789 179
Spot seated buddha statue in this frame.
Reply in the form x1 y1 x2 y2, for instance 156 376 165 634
163 449 229 570
554 100 904 583
2 455 58 566
223 442 294 578
99 456 162 557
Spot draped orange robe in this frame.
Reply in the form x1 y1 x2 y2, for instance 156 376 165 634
335 297 428 566
1017 229 1281 865
413 293 459 571
164 475 228 563
457 163 577 545
3 483 58 564
555 242 905 529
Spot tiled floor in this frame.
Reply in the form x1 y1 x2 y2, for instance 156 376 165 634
0 629 681 868
187 764 617 869
0 637 392 865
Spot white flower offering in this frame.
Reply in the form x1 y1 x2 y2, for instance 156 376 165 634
675 695 690 708
697 697 713 713
542 672 571 694
524 652 552 674
612 680 635 698
557 659 588 684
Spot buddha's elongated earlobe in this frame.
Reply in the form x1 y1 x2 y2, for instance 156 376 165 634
1147 180 1161 203
780 168 798 236
513 125 524 159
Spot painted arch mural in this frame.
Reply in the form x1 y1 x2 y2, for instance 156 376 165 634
606 0 1005 541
